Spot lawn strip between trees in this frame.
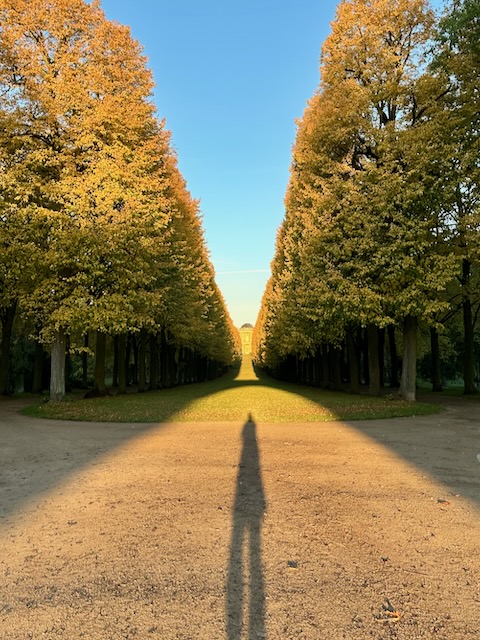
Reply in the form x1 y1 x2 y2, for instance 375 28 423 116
23 359 441 424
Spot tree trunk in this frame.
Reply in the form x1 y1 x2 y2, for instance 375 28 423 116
400 316 417 402
361 328 369 385
117 334 127 395
463 297 477 394
0 302 17 395
50 328 66 402
94 331 108 395
32 342 45 394
367 324 380 396
65 335 71 392
112 335 119 388
149 334 159 390
378 327 385 387
387 325 399 388
331 346 342 391
321 344 330 389
131 334 138 385
461 258 477 393
82 333 89 388
430 326 443 392
347 331 360 394
138 330 147 392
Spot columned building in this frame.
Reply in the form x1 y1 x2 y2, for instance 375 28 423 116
239 323 253 356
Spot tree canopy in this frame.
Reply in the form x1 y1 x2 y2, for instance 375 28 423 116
254 0 479 399
0 0 239 399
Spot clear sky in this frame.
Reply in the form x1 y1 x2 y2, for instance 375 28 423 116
98 0 340 328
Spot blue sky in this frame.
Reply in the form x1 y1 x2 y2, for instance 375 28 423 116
99 0 339 327
99 0 445 328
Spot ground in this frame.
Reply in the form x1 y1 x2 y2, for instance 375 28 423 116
1 388 480 639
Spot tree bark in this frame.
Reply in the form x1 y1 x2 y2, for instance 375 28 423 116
430 326 443 392
367 324 381 396
461 258 477 393
321 344 330 389
400 315 417 402
94 331 108 395
387 325 399 388
148 334 159 390
32 342 45 394
361 328 369 385
65 335 71 392
378 327 385 387
347 331 360 394
50 328 66 402
112 335 119 388
0 302 17 395
331 346 342 391
130 334 138 385
82 333 89 388
117 334 127 394
463 297 477 394
138 330 147 392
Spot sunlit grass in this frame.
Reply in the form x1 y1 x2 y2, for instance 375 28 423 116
23 358 442 423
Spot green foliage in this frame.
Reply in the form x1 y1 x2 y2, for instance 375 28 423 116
0 0 238 398
255 0 476 398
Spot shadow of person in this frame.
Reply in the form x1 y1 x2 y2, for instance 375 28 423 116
226 414 267 639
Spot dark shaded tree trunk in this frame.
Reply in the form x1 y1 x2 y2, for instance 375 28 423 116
378 327 385 387
430 326 443 392
32 342 45 394
331 346 342 391
130 334 138 385
160 329 168 387
347 331 360 394
82 333 89 388
149 334 159 390
0 302 17 395
65 335 71 392
361 328 369 385
400 316 417 402
50 328 66 402
367 324 380 396
388 325 399 388
112 335 119 388
461 258 477 394
117 334 127 395
313 348 321 386
138 330 147 392
463 298 477 394
321 344 330 389
94 331 108 395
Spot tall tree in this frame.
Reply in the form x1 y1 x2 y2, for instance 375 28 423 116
0 0 169 399
433 0 480 393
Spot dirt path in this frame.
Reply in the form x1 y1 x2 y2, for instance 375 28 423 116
1 394 480 639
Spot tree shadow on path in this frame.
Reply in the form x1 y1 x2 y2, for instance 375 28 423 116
226 414 267 640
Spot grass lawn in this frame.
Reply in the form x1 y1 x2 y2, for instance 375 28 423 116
23 358 442 423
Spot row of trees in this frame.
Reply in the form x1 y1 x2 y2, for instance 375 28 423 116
0 0 240 400
254 0 479 400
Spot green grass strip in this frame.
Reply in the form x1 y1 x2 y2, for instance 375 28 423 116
23 358 442 423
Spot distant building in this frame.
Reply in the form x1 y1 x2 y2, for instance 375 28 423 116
239 323 253 356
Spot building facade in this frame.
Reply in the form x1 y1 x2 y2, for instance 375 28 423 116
239 323 253 356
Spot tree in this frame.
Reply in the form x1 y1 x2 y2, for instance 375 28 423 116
433 0 480 393
0 0 169 399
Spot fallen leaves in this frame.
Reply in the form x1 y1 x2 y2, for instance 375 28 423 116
376 598 403 623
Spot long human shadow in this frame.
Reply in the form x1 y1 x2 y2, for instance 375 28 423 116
226 415 267 640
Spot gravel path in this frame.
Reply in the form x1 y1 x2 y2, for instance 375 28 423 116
1 395 480 639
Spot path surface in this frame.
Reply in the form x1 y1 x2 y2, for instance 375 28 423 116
1 384 480 638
